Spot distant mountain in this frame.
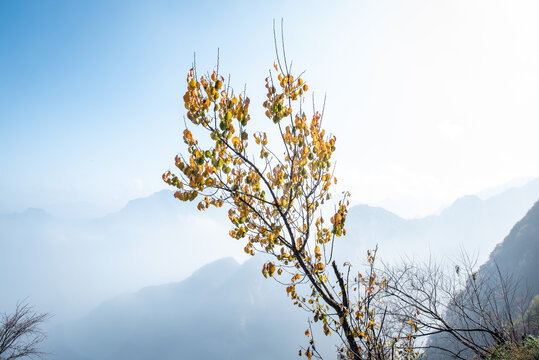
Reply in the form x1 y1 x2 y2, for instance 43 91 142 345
1 178 538 328
101 189 184 220
45 201 110 219
0 190 245 321
335 178 539 265
477 177 536 199
47 257 333 360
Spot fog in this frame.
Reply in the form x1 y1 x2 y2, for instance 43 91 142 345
2 179 538 357
0 190 246 322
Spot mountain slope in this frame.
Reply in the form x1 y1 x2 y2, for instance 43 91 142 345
481 197 539 298
425 198 539 359
0 190 245 321
47 257 332 360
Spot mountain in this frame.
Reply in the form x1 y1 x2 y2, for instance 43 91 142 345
425 198 539 359
45 192 539 360
336 178 539 265
1 178 538 327
481 197 539 298
0 190 246 321
477 177 536 199
46 256 334 360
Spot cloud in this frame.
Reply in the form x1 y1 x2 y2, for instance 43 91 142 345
438 120 464 139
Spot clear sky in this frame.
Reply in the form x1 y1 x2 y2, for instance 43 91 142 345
1 0 539 218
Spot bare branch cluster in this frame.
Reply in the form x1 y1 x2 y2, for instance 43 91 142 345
0 301 49 360
383 255 530 359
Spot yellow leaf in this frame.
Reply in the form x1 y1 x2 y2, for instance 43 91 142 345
268 262 276 276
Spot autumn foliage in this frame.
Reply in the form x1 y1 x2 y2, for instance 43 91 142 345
164 55 417 359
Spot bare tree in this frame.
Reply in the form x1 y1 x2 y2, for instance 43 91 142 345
382 253 530 359
0 301 49 360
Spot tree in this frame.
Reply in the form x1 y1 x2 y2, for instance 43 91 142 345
163 34 417 359
0 301 48 360
485 335 539 360
520 294 539 336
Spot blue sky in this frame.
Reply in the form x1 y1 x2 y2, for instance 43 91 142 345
2 0 539 218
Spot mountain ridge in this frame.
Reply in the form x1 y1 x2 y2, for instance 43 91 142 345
2 177 539 332
6 177 539 221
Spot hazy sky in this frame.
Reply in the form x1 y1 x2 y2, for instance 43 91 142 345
2 0 539 218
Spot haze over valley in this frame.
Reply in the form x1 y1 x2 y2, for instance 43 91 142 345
1 178 538 359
